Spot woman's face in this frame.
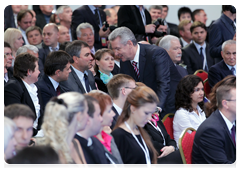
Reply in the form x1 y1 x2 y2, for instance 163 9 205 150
132 102 157 127
96 52 114 74
5 135 17 160
190 82 204 105
13 33 24 51
28 61 40 84
76 101 89 131
101 103 115 127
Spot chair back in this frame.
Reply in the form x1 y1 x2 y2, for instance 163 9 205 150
203 78 211 99
178 127 196 164
194 69 208 82
162 113 174 139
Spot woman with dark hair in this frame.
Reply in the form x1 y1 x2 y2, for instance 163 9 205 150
173 75 206 146
94 48 115 93
111 86 158 164
205 75 236 117
4 53 43 136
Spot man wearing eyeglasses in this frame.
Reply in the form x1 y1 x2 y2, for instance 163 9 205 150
192 82 236 164
208 40 236 88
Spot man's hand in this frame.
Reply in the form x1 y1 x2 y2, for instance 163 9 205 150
145 24 156 33
158 146 175 158
99 25 110 37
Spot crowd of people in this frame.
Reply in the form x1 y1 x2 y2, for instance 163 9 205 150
4 5 236 164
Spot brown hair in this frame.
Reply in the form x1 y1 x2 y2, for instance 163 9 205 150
94 48 115 73
190 21 207 33
178 19 191 32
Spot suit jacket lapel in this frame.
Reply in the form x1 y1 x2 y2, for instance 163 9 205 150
85 5 99 28
70 67 87 93
191 43 203 68
221 14 235 36
139 44 146 82
43 74 57 96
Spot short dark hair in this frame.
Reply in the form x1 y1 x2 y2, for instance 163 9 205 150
4 103 36 121
192 9 203 21
178 6 192 20
190 21 207 33
162 5 168 10
26 26 42 38
17 9 33 22
65 40 89 64
44 50 71 76
222 5 233 12
4 41 12 49
84 95 99 118
13 53 38 79
175 75 204 112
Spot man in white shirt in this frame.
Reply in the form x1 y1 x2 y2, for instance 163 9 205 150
107 74 136 129
192 82 236 163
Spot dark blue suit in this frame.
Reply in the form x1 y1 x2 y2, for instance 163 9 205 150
208 60 234 88
120 43 181 118
110 106 119 130
38 43 50 76
176 65 188 78
192 109 236 164
209 14 235 63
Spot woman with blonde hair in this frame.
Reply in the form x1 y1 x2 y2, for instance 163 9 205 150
37 92 89 164
112 86 158 164
4 28 24 61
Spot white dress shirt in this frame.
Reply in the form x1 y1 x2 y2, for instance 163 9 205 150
173 105 206 146
113 103 122 116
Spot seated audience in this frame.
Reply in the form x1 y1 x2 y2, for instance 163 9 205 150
59 40 96 94
4 42 14 82
192 82 236 163
107 74 136 129
36 51 71 110
76 22 98 54
37 92 88 164
26 26 43 49
111 86 158 164
7 146 59 164
159 35 188 78
88 90 123 164
94 48 115 93
35 5 54 30
177 6 192 22
4 117 17 161
208 40 236 88
75 95 110 164
4 104 36 151
182 21 214 74
178 20 192 47
4 53 44 137
4 28 24 61
205 75 236 117
173 75 206 146
58 25 71 43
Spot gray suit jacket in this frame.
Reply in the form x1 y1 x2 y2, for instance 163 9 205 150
59 66 96 94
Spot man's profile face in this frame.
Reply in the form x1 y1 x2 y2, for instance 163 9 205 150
12 116 33 151
42 25 59 47
110 37 132 62
221 44 236 66
167 39 182 64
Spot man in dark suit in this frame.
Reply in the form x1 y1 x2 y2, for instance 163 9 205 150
35 5 54 30
159 35 188 78
38 23 60 74
107 74 136 129
117 5 156 43
71 5 110 49
36 51 71 110
75 95 110 164
109 27 181 119
182 21 214 74
208 40 236 88
209 5 236 63
60 40 96 93
192 84 236 163
4 5 20 31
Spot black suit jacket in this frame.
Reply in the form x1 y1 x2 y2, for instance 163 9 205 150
192 109 236 164
59 66 97 94
144 120 177 155
74 135 110 164
4 5 17 31
71 5 106 49
110 106 119 130
208 60 234 88
176 64 188 78
182 42 215 74
120 43 181 118
35 13 47 30
111 63 120 75
209 14 235 63
94 70 108 93
167 22 180 38
38 43 50 75
4 76 44 130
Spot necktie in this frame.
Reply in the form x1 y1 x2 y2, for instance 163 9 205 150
132 61 140 81
231 67 235 75
56 85 61 96
84 74 90 93
94 8 100 26
199 47 204 65
231 125 236 146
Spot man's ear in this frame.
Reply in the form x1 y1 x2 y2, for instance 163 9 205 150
55 69 61 76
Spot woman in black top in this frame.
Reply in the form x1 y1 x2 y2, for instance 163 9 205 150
111 86 158 164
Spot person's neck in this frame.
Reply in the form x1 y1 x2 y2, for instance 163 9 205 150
191 102 198 112
77 130 90 140
49 75 60 83
72 63 85 73
182 37 191 44
95 130 103 141
99 69 111 76
22 77 33 85
50 42 58 48
220 108 236 123
125 117 138 133
113 98 125 109
60 21 71 29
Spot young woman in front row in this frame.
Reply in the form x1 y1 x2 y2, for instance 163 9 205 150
111 86 158 164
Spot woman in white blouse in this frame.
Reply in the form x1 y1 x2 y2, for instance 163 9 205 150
173 75 206 146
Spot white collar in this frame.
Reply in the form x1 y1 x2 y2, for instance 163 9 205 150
48 76 59 90
113 103 122 115
130 44 140 66
219 110 235 132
